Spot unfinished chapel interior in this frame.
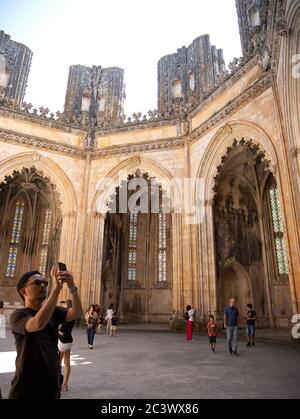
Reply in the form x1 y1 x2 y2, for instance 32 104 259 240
0 0 299 329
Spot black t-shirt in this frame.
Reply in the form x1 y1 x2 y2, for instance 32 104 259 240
9 306 67 399
247 310 256 326
59 320 75 344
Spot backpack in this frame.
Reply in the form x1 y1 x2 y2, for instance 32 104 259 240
184 311 189 321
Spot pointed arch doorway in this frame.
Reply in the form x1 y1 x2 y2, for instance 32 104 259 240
100 170 173 323
213 139 292 327
219 260 253 321
0 167 62 303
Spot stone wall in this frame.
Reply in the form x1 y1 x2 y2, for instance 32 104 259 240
157 35 225 115
235 0 269 56
0 30 32 105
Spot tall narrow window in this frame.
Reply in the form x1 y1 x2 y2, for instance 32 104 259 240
249 6 260 27
39 208 52 276
158 212 167 282
172 80 182 98
269 185 289 275
6 200 25 277
128 212 137 281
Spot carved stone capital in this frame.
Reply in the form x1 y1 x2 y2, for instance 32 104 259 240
290 148 300 158
92 212 106 220
204 199 215 208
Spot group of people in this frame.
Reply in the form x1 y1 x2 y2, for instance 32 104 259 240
55 301 118 392
6 264 257 400
185 298 257 355
85 303 118 349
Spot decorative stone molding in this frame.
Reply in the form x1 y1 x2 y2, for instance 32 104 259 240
0 56 265 140
0 70 272 160
95 118 178 136
90 138 185 159
189 73 272 143
0 129 86 158
0 100 88 133
188 55 260 120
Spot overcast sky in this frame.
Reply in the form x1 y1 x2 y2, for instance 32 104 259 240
0 0 242 115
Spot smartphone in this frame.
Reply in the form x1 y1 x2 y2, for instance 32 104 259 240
58 262 67 272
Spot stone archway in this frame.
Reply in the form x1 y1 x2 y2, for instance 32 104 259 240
0 167 62 303
100 170 173 323
219 260 253 322
0 153 77 303
84 156 182 322
212 138 293 327
194 120 297 327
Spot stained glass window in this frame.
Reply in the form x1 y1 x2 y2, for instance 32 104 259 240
128 212 137 281
39 208 52 276
158 212 167 282
6 201 25 277
269 185 289 275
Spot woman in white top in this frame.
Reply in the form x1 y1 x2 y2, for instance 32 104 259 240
185 305 195 340
105 303 114 334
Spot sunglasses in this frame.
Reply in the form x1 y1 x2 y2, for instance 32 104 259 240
26 279 48 287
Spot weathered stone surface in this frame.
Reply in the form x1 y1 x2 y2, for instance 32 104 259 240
157 35 226 116
64 65 125 127
0 1 299 328
0 30 32 105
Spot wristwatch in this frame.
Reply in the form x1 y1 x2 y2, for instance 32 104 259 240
69 286 78 294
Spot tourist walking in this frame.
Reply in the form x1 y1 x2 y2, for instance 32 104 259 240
111 311 117 337
185 305 195 341
246 304 256 347
85 305 98 349
58 300 75 391
224 298 239 356
105 303 114 335
207 315 217 353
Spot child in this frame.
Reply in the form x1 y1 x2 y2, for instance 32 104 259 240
207 315 217 353
98 313 104 335
111 312 117 337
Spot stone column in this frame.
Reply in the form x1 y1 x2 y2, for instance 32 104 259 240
197 200 217 323
58 211 76 301
84 212 106 308
171 213 184 325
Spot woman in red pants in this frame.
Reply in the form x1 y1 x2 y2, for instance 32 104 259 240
185 305 195 340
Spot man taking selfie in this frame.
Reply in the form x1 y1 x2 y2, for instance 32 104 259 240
8 266 83 399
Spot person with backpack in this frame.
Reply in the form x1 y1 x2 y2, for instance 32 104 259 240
185 305 195 341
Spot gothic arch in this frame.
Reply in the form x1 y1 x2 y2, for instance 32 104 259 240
0 153 77 298
196 120 278 203
92 155 180 214
194 120 290 324
219 259 254 316
0 152 77 215
83 155 183 315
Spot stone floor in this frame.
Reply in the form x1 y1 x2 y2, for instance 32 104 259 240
1 325 300 399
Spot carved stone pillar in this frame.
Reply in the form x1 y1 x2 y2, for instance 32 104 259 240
197 199 217 323
84 212 106 309
58 211 76 301
171 213 184 322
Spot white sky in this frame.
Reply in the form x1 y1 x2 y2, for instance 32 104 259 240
0 0 242 116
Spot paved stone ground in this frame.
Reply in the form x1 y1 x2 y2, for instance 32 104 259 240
1 326 300 399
